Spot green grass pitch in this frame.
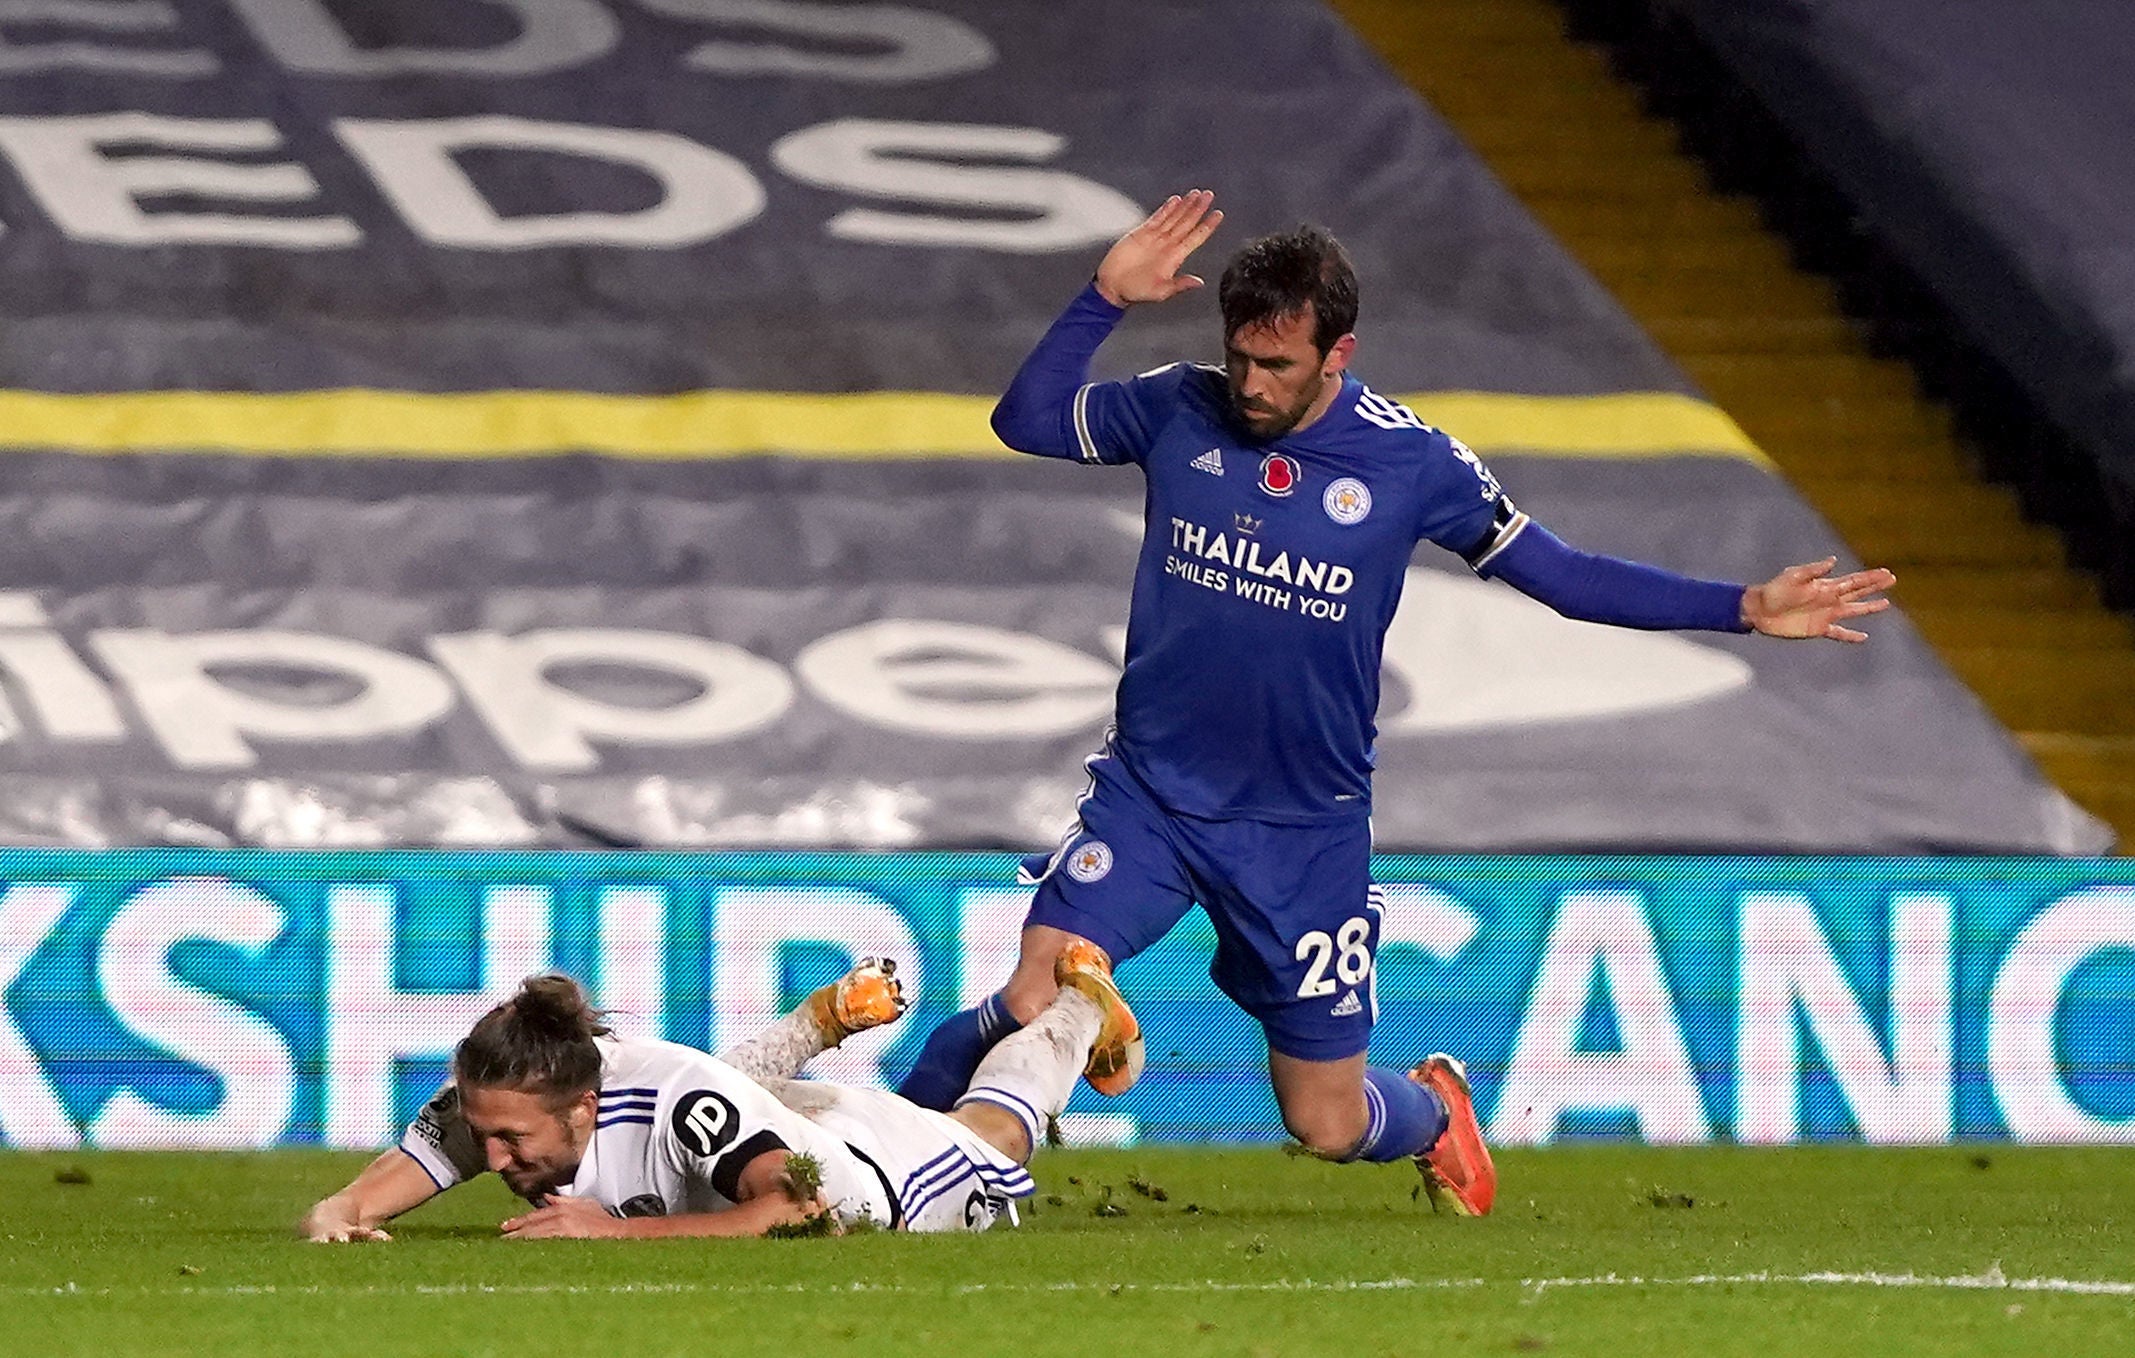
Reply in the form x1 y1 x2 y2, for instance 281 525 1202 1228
4 1146 2132 1356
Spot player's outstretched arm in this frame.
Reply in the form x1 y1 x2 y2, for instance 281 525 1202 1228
1478 517 1896 641
1740 557 1898 643
298 1149 442 1242
499 1150 826 1240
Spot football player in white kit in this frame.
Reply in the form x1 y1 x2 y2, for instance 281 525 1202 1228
300 942 1140 1240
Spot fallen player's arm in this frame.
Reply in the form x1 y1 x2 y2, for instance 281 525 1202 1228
299 1148 444 1242
498 1149 827 1240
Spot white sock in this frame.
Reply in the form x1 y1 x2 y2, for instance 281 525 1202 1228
955 988 1102 1149
719 1009 829 1083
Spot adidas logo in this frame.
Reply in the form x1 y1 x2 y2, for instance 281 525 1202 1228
1190 448 1224 476
1329 991 1363 1017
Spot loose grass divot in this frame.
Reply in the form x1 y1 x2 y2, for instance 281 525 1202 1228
761 1152 845 1238
777 1153 825 1204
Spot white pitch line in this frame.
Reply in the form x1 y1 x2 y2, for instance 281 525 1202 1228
13 1272 2135 1301
13 1278 1458 1300
1523 1269 2135 1299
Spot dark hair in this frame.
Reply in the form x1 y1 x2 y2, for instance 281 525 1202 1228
453 973 610 1104
1218 225 1359 354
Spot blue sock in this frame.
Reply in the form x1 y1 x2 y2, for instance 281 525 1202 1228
895 993 1024 1111
1350 1067 1449 1163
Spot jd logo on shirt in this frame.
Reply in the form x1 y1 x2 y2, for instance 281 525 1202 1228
672 1090 742 1158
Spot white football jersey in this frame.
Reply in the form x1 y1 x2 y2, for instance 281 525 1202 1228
401 1036 895 1227
399 1036 1030 1233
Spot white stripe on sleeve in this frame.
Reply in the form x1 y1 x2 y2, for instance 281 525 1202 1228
1072 383 1101 463
1471 510 1531 572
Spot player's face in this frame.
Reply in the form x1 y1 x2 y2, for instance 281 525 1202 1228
460 1084 598 1200
1223 308 1354 440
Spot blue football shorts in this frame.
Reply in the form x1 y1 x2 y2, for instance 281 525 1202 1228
1020 750 1379 1061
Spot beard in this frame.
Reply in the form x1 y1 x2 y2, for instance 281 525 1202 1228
1229 373 1325 441
503 1157 579 1201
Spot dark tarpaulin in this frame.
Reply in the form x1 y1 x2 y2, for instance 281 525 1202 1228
0 0 2103 852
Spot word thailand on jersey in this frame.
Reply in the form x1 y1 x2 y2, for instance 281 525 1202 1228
400 1037 1033 1233
1073 361 1510 823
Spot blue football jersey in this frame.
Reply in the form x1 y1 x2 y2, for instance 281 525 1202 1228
1071 362 1510 823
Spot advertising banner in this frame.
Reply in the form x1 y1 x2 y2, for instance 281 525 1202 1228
4 851 2131 1149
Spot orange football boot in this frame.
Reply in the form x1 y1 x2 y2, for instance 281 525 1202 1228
804 956 907 1046
1053 939 1145 1096
1411 1054 1497 1216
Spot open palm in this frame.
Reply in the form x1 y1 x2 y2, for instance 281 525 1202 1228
1094 189 1226 307
1743 557 1898 642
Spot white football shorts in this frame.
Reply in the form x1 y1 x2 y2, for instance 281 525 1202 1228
792 1083 1037 1233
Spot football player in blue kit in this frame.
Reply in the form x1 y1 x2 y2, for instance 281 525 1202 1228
895 190 1896 1215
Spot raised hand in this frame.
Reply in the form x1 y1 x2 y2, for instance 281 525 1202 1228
1741 557 1898 642
1094 189 1225 308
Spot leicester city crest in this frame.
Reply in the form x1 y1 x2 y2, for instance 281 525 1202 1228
1323 477 1372 525
1065 839 1114 883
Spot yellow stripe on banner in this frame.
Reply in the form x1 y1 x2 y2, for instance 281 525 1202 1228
1401 391 1769 466
0 388 1768 465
